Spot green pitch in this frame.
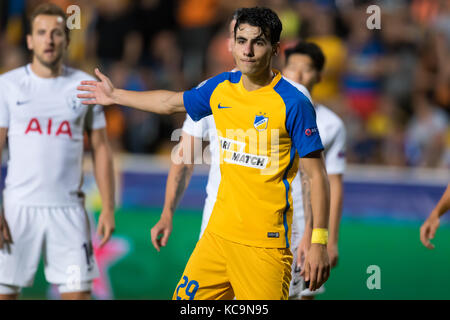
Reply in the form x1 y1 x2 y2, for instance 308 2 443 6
22 208 450 299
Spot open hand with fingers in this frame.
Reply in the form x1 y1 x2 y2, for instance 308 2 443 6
97 210 115 248
297 231 310 269
150 214 173 252
420 214 440 249
77 68 116 106
300 243 330 291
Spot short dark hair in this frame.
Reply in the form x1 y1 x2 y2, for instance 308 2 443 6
284 41 326 72
234 7 282 45
28 3 70 40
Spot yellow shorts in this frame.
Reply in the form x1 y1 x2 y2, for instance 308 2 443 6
173 230 293 300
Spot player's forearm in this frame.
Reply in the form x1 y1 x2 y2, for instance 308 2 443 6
299 165 313 230
309 167 330 230
431 184 450 218
162 162 194 219
328 174 343 244
92 144 115 212
112 89 185 115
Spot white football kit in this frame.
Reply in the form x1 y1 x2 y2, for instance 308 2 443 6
182 114 219 239
0 64 105 294
182 92 346 299
289 103 346 298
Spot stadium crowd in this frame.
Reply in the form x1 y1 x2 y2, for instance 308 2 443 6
0 0 449 167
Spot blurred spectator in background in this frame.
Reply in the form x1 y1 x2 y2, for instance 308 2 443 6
0 0 448 168
307 8 347 109
92 0 136 67
176 0 219 86
205 12 237 76
405 93 448 167
342 4 385 122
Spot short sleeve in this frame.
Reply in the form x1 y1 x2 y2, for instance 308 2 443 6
183 72 231 121
182 114 206 138
0 80 10 128
325 122 346 174
84 104 106 130
285 95 324 157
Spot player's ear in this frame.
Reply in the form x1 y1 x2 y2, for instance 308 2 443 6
26 34 33 51
316 72 322 84
65 30 71 48
272 43 280 57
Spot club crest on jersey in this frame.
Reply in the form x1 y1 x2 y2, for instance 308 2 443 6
253 113 268 131
66 94 83 112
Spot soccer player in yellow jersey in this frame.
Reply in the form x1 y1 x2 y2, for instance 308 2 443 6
77 7 331 300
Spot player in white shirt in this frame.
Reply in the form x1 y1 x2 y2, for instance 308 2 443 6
283 42 346 299
0 4 115 300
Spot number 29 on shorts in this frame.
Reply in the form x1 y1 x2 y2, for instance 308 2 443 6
175 275 199 300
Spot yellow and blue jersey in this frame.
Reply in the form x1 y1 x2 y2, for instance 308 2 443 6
183 70 323 248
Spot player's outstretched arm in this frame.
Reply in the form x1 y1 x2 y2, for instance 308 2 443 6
89 128 116 247
77 68 185 115
0 128 12 249
420 183 450 249
151 132 196 252
299 150 330 292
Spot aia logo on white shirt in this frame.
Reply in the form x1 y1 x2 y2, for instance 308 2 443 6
25 118 72 138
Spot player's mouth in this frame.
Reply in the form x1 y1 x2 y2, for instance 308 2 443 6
44 48 55 55
241 59 257 64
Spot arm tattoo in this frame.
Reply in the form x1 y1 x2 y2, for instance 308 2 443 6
300 166 313 228
170 165 193 213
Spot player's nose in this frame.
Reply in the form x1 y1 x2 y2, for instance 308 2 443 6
243 43 254 56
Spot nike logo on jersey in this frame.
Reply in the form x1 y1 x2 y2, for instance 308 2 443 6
218 103 232 109
16 100 31 106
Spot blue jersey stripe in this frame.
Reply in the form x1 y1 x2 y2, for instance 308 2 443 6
273 78 324 158
183 71 241 121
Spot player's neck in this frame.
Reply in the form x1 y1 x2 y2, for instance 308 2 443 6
241 68 275 91
30 59 63 78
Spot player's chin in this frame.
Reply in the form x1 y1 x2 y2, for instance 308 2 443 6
239 65 259 76
37 53 63 67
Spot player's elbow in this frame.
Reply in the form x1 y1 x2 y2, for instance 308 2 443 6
161 91 185 115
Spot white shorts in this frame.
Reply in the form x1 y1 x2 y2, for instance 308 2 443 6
0 202 99 292
288 246 325 299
